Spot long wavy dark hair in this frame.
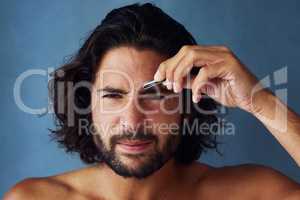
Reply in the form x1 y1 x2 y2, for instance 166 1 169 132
49 3 220 164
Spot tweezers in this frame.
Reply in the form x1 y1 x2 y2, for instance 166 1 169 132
143 66 201 90
143 79 166 90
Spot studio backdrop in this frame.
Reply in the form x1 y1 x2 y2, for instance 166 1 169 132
1 0 300 197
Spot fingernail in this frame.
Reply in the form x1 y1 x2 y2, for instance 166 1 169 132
192 95 200 103
173 82 178 93
167 82 172 90
164 79 172 90
173 82 182 93
154 71 161 81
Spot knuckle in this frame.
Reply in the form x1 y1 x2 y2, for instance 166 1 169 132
159 62 167 71
223 50 235 61
181 45 193 53
219 45 231 52
187 49 197 60
181 45 189 52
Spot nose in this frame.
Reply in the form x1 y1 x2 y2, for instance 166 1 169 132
119 99 146 132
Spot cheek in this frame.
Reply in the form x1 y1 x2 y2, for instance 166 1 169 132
150 111 181 137
91 109 121 141
101 99 129 112
91 96 121 127
156 131 180 151
147 97 181 132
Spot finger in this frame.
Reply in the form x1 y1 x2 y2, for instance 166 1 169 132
191 68 208 103
173 49 224 93
154 45 189 81
154 45 228 91
165 55 185 90
173 54 208 93
191 61 226 103
197 45 231 52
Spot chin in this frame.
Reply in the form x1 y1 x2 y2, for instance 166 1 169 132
119 153 152 167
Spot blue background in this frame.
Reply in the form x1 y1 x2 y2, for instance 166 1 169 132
1 0 300 197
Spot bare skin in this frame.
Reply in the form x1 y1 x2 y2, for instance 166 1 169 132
4 46 300 199
4 162 300 200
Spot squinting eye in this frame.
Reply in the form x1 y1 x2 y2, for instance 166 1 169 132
102 93 122 99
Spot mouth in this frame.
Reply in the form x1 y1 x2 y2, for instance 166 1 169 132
116 140 153 154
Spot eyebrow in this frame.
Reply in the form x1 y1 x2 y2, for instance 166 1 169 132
97 85 172 95
97 86 129 94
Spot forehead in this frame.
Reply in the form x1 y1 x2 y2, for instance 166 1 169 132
93 46 167 89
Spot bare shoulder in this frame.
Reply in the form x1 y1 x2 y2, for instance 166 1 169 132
3 177 70 200
3 169 88 200
194 163 300 200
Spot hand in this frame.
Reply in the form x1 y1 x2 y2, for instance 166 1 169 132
153 45 266 113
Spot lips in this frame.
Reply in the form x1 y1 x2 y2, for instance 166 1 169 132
116 140 153 153
117 140 152 146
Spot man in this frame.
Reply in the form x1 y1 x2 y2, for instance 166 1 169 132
4 3 300 200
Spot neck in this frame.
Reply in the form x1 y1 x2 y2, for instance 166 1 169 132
88 159 183 200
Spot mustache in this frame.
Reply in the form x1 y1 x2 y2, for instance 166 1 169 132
110 131 157 147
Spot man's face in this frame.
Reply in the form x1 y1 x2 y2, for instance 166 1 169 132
91 46 182 179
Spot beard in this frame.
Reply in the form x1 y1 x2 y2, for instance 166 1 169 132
93 129 179 179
